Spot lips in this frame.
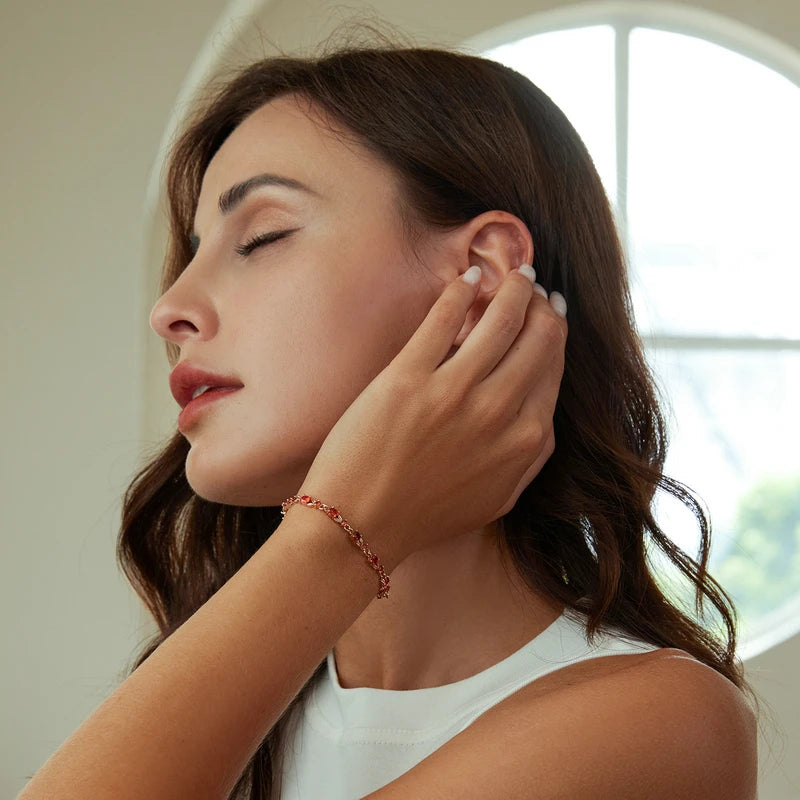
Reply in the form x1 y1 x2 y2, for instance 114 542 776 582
169 362 244 408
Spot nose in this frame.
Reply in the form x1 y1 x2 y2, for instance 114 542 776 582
149 266 216 347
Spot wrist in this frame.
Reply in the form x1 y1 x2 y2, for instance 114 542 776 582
279 493 406 596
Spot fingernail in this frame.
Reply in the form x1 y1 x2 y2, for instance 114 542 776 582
550 291 567 317
532 282 548 299
462 265 482 286
517 264 536 284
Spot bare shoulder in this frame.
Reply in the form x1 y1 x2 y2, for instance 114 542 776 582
364 648 758 800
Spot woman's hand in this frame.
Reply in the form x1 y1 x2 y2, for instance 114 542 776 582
298 265 568 568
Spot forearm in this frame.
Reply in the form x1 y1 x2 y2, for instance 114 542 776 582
19 506 402 800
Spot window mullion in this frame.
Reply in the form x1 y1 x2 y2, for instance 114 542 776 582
615 20 631 256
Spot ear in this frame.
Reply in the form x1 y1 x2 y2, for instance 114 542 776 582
449 210 534 350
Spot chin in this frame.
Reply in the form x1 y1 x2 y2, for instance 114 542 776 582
184 448 308 509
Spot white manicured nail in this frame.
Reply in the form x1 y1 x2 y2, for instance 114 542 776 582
518 264 536 284
550 291 567 317
462 265 482 285
532 282 548 299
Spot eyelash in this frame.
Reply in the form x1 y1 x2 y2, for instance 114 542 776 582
235 228 296 257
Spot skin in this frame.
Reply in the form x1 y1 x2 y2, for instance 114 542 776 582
149 93 564 691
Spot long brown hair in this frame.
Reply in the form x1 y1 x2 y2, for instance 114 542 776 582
119 24 769 798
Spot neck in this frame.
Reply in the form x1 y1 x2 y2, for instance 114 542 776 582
332 526 564 690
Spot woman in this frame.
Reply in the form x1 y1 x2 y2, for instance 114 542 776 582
20 36 760 800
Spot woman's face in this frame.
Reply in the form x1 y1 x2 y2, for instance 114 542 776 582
149 94 451 507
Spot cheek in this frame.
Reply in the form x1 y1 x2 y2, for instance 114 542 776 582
248 269 412 448
185 269 432 506
338 244 431 349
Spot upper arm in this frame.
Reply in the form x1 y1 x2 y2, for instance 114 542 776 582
363 653 758 800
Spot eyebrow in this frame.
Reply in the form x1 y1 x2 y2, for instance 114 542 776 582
189 172 321 246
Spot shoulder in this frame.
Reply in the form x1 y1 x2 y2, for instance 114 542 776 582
540 649 758 798
364 649 758 800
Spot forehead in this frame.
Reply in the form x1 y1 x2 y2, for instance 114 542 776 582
195 94 399 222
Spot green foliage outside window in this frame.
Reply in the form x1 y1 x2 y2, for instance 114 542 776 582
650 473 800 644
712 472 800 622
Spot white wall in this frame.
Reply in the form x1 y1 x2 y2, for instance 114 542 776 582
3 0 797 797
0 0 238 794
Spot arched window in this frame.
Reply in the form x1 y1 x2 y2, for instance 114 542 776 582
467 8 800 660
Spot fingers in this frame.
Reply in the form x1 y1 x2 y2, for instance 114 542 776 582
394 264 567 410
490 426 556 520
395 266 484 374
488 282 568 413
438 267 537 386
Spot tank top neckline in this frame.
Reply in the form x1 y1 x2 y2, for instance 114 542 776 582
305 599 659 740
327 602 572 698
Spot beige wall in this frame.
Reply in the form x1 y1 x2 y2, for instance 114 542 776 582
2 0 797 797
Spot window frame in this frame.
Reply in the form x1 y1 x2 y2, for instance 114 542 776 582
463 3 800 660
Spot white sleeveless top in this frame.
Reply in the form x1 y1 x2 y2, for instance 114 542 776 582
279 604 661 799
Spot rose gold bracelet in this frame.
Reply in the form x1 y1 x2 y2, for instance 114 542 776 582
280 494 391 599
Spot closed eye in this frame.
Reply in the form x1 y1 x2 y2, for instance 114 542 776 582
235 228 298 257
